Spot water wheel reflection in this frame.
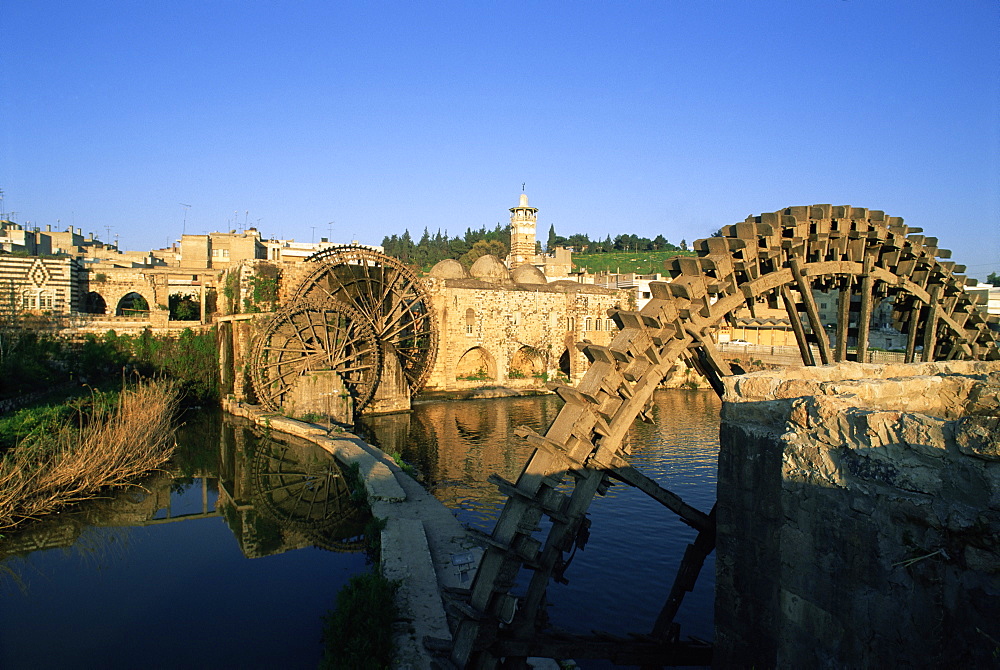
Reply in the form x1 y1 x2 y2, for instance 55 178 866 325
251 441 359 531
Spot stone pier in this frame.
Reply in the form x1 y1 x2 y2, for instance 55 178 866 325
715 361 1000 667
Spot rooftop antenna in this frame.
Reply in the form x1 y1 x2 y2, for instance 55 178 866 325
327 220 335 244
244 210 249 232
310 226 317 244
0 188 5 219
105 225 111 243
179 203 191 235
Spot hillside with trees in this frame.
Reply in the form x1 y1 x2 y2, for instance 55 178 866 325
381 223 697 273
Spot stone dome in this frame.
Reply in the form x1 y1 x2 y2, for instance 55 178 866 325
469 254 510 284
429 258 469 279
519 193 529 207
512 263 547 285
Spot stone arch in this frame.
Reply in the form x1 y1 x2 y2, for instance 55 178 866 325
509 345 545 379
455 346 497 382
84 291 107 314
116 291 150 316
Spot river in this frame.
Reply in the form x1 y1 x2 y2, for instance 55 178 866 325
360 388 721 663
0 411 369 669
0 388 719 668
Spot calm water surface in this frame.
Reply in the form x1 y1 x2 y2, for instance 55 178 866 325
1 389 718 669
0 411 369 670
362 388 721 664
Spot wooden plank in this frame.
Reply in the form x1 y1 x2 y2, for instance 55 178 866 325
856 255 874 362
836 283 851 362
780 285 814 365
922 283 942 361
789 257 831 364
608 465 712 531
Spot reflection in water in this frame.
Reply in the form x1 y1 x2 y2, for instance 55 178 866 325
362 395 561 533
362 389 721 664
0 411 369 669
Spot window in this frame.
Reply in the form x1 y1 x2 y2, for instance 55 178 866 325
595 318 602 331
585 318 592 331
464 308 475 335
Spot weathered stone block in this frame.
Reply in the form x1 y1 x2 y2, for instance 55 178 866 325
716 360 1000 668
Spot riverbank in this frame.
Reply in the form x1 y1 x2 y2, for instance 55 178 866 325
0 381 180 531
416 386 553 403
222 397 481 669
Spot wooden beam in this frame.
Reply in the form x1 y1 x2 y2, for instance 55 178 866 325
905 298 921 363
922 283 942 362
856 254 875 362
835 282 851 362
608 465 712 531
789 257 831 364
780 285 814 365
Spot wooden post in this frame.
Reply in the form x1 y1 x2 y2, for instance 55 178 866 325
835 282 851 362
789 257 831 364
856 254 875 362
780 285 814 365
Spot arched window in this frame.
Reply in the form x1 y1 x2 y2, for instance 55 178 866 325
567 317 575 331
464 308 475 335
595 318 602 331
84 292 108 314
116 292 150 317
585 318 592 331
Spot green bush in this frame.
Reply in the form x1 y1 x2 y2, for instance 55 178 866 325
320 571 398 670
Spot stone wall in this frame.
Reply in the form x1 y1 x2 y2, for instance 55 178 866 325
716 361 1000 667
422 276 624 391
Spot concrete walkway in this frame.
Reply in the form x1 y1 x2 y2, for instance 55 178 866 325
222 399 482 669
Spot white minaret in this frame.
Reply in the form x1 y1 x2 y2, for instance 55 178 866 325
509 192 538 268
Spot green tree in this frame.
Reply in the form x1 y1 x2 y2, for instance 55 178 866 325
987 271 999 285
460 239 508 267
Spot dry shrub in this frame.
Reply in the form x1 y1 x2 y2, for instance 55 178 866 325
0 380 180 530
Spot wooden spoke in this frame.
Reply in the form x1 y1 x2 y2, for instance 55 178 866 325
250 299 382 413
836 282 851 362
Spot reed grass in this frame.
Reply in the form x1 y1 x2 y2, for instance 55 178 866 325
0 380 179 530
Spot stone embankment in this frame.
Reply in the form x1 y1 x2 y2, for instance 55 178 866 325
222 398 483 669
715 360 1000 667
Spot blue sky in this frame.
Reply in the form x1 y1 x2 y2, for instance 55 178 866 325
2 1 997 279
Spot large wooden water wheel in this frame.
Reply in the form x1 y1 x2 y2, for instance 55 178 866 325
450 205 999 668
293 246 438 395
250 299 382 413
